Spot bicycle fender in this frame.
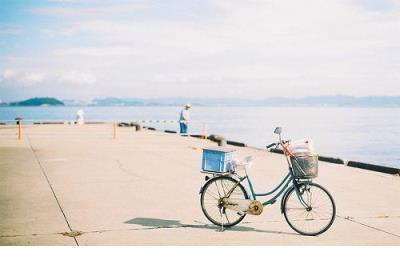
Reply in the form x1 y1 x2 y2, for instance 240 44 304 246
280 184 297 213
199 176 212 194
281 182 308 213
280 187 290 213
199 176 249 199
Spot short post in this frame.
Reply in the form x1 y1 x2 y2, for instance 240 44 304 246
209 134 226 146
15 117 23 140
202 122 208 139
131 121 141 131
113 121 117 139
18 121 22 140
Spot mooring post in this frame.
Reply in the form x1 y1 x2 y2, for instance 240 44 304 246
202 122 208 139
15 117 23 140
113 121 117 139
18 121 22 140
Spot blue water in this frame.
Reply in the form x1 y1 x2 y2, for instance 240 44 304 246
1 106 399 168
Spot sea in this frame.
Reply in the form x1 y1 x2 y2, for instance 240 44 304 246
0 106 399 168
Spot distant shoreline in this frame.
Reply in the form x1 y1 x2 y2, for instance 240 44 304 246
1 95 399 108
1 105 400 108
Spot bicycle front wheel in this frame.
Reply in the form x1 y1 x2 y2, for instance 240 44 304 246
283 182 336 236
200 176 249 228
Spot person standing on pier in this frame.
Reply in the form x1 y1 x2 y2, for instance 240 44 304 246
76 109 85 125
179 103 191 135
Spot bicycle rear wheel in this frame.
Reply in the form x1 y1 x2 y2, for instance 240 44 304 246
200 176 249 227
283 182 336 236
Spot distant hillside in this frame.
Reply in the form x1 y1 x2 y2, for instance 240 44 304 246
10 97 64 106
2 95 399 107
257 95 400 107
89 95 400 107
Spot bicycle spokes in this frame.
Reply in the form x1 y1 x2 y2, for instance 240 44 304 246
296 184 313 209
283 183 336 236
200 127 336 236
201 177 248 228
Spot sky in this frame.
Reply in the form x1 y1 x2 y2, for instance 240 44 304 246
0 0 399 101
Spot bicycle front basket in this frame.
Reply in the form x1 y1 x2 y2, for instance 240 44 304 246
291 154 318 178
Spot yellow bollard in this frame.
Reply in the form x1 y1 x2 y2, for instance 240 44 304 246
113 121 117 139
18 120 22 140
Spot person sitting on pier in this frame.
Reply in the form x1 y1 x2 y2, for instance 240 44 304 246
179 103 191 135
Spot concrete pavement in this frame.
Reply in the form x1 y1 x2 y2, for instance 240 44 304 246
1 124 399 245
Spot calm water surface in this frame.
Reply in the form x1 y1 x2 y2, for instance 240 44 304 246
1 106 399 168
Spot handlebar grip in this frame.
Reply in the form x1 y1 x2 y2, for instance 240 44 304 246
266 143 276 149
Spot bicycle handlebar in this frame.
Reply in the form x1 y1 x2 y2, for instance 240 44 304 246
266 143 276 149
266 139 291 149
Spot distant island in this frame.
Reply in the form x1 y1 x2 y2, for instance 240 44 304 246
7 97 64 106
1 95 399 107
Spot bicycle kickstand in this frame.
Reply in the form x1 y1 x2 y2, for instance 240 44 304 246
219 208 224 232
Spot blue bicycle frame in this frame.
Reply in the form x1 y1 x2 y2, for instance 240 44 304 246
214 128 313 210
229 166 311 210
245 172 293 206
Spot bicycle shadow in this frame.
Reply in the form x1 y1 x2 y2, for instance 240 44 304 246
124 217 299 236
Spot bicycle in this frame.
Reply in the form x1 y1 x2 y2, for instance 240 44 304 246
199 127 336 236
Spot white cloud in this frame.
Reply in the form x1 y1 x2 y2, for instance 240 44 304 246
34 2 148 18
57 72 96 85
2 0 400 98
58 0 400 63
54 46 144 57
0 69 17 80
20 73 46 86
0 25 23 35
0 69 45 86
47 0 97 3
0 69 96 87
40 27 75 37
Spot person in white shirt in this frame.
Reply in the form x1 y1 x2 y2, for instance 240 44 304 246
179 104 191 134
76 109 84 125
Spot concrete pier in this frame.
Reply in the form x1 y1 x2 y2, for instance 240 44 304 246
1 124 400 245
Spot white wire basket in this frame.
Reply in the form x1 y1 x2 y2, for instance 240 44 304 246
291 154 318 178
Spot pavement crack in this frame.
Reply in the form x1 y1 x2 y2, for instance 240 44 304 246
61 230 84 237
341 215 400 220
116 159 145 180
26 134 79 246
74 221 297 237
338 215 400 238
59 224 217 238
82 224 202 235
0 231 78 239
0 234 36 238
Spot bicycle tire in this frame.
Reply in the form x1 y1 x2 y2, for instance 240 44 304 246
283 182 336 236
200 176 249 228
